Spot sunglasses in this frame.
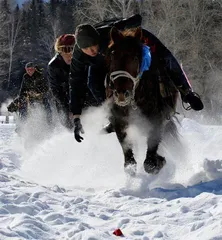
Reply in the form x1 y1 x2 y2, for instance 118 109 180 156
58 45 74 53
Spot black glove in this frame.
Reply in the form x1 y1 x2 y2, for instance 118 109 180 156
74 118 84 142
7 102 18 113
183 92 204 111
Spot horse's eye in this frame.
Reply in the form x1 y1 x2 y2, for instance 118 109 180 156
134 57 139 63
109 81 114 89
124 90 130 98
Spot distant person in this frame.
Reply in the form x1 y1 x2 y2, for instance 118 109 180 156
19 62 51 121
7 62 52 134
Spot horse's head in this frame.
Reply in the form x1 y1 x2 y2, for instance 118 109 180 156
106 27 143 106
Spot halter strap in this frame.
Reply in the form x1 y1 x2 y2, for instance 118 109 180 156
106 70 140 110
109 70 140 86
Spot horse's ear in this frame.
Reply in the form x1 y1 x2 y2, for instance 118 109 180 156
110 27 123 43
134 27 143 41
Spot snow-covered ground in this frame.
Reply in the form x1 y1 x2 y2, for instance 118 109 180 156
0 106 221 240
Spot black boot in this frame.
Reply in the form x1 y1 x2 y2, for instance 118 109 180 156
182 91 204 111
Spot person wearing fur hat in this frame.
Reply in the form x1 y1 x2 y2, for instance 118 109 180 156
70 14 204 143
47 34 75 129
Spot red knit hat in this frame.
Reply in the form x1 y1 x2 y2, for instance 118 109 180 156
55 34 75 53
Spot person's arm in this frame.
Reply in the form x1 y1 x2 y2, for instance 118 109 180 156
114 14 142 30
69 46 88 142
69 46 88 118
142 29 189 88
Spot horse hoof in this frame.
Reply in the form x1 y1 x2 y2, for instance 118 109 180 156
124 161 137 176
144 153 166 175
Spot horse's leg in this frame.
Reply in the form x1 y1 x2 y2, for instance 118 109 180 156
114 117 137 175
144 120 166 174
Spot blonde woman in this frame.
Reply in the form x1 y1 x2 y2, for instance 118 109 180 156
47 34 75 129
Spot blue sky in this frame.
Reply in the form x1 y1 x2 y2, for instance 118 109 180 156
16 0 48 7
16 0 27 7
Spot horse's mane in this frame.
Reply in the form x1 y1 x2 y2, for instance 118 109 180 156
108 27 142 49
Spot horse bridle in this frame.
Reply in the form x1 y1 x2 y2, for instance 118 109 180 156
105 70 141 108
109 70 140 85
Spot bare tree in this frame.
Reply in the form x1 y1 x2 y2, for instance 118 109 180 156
74 0 110 23
0 1 10 87
109 0 139 18
142 0 222 97
7 8 22 87
0 1 22 90
74 0 141 24
179 0 221 97
39 19 60 59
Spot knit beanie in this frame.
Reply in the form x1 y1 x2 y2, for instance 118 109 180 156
75 24 99 49
55 34 75 53
25 62 35 68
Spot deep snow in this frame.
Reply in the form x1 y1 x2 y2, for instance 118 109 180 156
0 106 221 240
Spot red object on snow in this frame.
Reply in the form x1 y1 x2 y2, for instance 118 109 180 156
113 228 124 236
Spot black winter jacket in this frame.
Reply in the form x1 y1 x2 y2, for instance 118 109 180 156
47 53 70 109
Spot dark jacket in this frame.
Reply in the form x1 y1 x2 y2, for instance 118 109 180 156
69 15 188 115
47 53 70 109
19 70 48 100
141 30 187 88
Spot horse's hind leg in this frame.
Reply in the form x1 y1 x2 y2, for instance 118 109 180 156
114 120 137 175
144 121 166 174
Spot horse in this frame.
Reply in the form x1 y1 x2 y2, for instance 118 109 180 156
105 27 179 175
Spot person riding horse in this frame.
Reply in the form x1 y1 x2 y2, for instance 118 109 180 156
69 14 204 142
7 62 52 134
18 62 51 122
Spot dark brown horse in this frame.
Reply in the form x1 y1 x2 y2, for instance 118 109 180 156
105 27 178 175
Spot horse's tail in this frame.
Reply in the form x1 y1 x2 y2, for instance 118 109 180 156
164 116 180 140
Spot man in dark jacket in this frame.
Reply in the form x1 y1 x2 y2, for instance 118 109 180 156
70 14 204 142
19 62 51 121
8 62 52 134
